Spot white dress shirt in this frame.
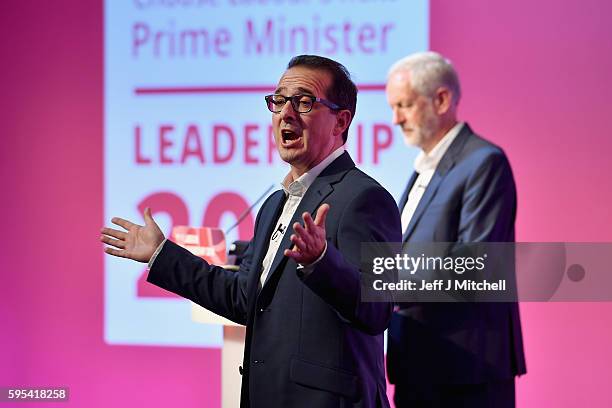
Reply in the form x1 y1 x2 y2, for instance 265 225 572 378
259 146 345 286
401 122 464 234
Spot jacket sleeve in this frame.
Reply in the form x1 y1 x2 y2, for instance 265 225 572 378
459 149 517 242
145 192 274 325
146 238 253 325
299 184 402 335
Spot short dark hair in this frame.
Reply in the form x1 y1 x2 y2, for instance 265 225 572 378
287 55 357 143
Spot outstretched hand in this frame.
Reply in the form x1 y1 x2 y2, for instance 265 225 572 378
100 207 165 263
284 203 330 265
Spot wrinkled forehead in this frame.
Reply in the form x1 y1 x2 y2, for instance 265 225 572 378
387 69 415 90
386 70 419 99
275 66 332 98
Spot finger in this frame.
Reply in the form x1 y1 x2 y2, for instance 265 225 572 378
293 222 312 246
101 227 127 240
100 235 126 249
284 248 304 261
143 207 155 226
290 234 307 252
302 212 316 232
104 246 130 258
111 217 138 231
313 204 330 227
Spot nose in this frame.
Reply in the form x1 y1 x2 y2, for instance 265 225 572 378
391 107 403 126
279 98 298 122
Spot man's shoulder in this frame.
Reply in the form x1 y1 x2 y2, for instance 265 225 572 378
457 128 510 168
343 165 381 184
463 129 506 156
337 166 386 192
330 166 401 239
333 166 397 207
322 151 388 192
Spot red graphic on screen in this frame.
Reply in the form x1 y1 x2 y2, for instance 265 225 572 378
136 191 252 298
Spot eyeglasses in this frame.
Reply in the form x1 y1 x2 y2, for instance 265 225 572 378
265 94 341 114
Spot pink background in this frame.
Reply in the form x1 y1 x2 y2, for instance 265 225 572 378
2 0 612 406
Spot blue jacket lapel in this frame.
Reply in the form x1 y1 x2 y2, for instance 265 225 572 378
398 171 419 210
246 189 286 298
402 124 472 242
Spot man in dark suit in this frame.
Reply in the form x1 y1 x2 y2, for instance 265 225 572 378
101 55 401 407
384 52 526 407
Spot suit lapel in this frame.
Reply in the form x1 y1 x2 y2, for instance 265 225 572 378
399 171 419 210
246 190 286 301
261 152 355 287
402 168 447 241
402 124 473 242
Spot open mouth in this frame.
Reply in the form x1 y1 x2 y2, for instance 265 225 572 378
281 129 302 146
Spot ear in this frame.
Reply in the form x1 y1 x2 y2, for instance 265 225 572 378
333 110 352 138
433 87 453 115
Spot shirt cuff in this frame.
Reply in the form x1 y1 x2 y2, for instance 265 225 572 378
147 239 168 270
297 240 328 277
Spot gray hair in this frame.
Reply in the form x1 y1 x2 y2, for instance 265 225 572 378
388 51 461 105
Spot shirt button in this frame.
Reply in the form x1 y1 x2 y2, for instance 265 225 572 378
253 359 264 364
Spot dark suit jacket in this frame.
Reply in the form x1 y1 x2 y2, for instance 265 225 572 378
148 152 402 407
386 124 527 385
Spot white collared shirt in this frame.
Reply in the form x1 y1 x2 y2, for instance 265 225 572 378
259 146 345 286
401 122 464 234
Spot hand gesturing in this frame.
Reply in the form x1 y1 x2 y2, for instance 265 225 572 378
284 203 330 265
100 207 165 263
